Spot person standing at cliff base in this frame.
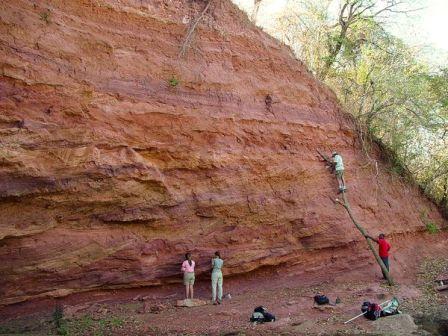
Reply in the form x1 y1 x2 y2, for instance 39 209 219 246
211 251 224 305
332 151 347 193
181 253 195 299
366 233 391 279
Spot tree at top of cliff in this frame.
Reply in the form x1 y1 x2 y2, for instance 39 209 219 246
274 0 448 215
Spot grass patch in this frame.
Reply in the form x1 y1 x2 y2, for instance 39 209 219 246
77 315 94 330
426 221 439 234
420 209 440 234
65 315 126 336
169 76 180 87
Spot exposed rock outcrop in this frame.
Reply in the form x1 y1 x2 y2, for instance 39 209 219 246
0 0 446 305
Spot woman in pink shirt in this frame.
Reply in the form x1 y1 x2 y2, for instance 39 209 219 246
181 253 195 299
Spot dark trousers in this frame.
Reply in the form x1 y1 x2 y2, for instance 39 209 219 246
380 257 389 279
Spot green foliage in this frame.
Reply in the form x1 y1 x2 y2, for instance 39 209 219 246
169 76 180 87
427 68 448 108
53 305 68 335
57 323 68 336
78 315 94 330
426 221 439 234
65 315 125 335
420 209 440 234
40 11 51 24
274 0 448 214
109 317 124 327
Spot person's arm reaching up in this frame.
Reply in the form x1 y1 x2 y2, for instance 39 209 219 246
365 235 378 243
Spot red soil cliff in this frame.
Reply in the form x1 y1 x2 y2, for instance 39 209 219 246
0 0 446 305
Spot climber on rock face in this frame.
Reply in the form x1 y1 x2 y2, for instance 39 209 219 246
332 151 346 193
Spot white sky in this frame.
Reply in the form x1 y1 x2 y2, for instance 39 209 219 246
419 0 448 51
232 0 448 65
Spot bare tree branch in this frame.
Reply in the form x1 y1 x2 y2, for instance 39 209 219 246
178 0 213 59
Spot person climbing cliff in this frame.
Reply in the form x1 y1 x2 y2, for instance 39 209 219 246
332 151 346 193
366 233 391 279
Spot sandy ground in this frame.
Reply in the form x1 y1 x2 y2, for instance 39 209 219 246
1 258 447 336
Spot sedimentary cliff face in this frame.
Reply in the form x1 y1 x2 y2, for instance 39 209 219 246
0 0 446 305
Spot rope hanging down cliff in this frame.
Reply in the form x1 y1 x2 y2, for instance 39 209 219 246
317 150 394 286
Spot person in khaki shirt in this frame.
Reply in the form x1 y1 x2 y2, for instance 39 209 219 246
211 251 224 305
332 151 346 193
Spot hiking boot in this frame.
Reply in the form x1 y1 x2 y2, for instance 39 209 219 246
213 301 218 305
217 299 222 304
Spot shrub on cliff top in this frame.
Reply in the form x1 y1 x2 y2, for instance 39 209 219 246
273 0 448 217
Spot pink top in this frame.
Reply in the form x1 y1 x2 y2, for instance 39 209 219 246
181 260 195 273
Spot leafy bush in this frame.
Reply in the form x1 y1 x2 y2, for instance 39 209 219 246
169 76 179 87
274 1 448 216
426 221 439 234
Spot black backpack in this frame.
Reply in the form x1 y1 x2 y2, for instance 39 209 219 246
314 295 330 305
254 306 266 314
250 306 276 323
361 301 382 321
361 301 370 313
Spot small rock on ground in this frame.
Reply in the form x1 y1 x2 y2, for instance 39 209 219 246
373 314 418 336
176 299 207 307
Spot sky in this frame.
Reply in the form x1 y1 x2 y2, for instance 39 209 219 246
232 0 448 66
418 0 448 51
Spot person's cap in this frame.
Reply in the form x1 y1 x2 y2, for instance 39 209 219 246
332 151 337 156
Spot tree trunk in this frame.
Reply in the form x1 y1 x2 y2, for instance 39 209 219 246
317 149 394 285
339 192 394 286
321 26 347 79
251 0 262 24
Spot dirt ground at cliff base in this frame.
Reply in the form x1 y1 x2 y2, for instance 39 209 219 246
1 258 448 336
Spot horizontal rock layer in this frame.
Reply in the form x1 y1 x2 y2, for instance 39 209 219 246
0 0 446 305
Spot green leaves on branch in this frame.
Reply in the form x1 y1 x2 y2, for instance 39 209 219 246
274 0 448 214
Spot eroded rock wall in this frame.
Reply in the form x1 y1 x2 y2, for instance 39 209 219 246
0 0 445 304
